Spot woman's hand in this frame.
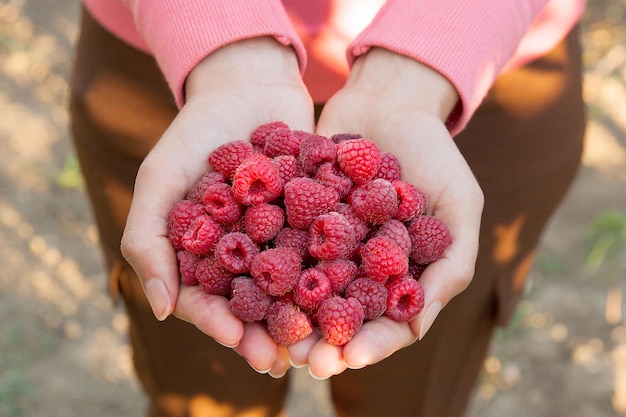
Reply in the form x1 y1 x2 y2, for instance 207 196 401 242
120 37 313 377
299 47 484 378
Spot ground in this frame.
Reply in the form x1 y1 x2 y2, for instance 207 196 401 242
0 1 625 416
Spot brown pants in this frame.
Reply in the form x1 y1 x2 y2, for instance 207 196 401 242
69 9 585 417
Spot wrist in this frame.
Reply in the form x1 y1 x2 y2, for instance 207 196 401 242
186 37 303 100
345 48 459 122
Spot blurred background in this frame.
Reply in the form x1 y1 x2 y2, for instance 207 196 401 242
0 1 625 416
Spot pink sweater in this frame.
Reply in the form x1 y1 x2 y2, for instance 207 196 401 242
83 0 585 136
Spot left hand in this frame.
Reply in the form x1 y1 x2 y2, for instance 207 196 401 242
289 48 484 378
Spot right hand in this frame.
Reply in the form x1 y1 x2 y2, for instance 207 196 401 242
120 37 314 377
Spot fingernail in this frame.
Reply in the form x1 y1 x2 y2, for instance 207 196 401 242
307 366 329 381
419 301 442 341
246 360 271 375
144 279 171 321
289 357 306 369
268 370 288 379
344 361 366 370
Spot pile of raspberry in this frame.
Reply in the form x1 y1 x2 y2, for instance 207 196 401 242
167 121 452 346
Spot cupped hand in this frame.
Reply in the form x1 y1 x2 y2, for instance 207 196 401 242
300 48 484 378
120 37 313 376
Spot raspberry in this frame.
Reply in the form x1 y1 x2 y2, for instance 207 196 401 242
408 215 453 264
373 152 402 182
214 232 259 274
350 179 398 225
316 296 365 346
408 261 428 280
298 133 337 175
271 154 300 186
196 256 236 296
316 259 358 293
187 172 225 204
208 140 254 179
266 301 313 346
307 212 355 261
330 133 362 144
283 177 340 230
393 180 427 222
250 121 289 148
250 247 302 296
374 219 412 257
228 276 272 322
385 275 425 322
232 153 283 206
167 200 206 250
335 203 370 242
294 267 332 312
336 138 382 185
273 227 309 258
314 162 353 199
181 214 224 255
345 278 387 319
202 183 243 225
244 203 285 243
361 236 408 282
264 127 302 157
177 250 202 286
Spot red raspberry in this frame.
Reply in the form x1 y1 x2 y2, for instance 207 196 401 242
345 278 387 319
294 267 332 312
361 236 408 282
228 276 272 322
266 301 313 346
273 227 309 258
196 256 236 296
167 200 206 250
307 212 355 261
177 250 202 286
374 219 412 257
316 296 365 346
264 127 302 157
316 259 358 293
250 247 302 296
408 261 428 280
202 183 243 225
232 153 282 206
187 172 225 204
330 133 362 144
181 214 223 255
393 180 427 222
208 140 254 179
244 203 285 243
283 177 340 230
314 162 353 199
373 152 402 182
298 133 337 175
385 275 425 322
350 179 398 225
214 232 259 274
271 154 300 186
408 215 453 264
335 203 369 242
336 138 382 185
250 121 289 148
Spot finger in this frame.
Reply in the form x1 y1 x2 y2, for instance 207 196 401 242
268 346 292 378
232 322 281 374
287 331 322 367
341 317 414 369
174 284 244 348
307 340 346 379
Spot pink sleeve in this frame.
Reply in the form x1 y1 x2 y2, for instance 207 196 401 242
125 0 307 108
348 0 549 136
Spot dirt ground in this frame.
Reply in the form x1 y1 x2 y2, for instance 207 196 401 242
0 1 625 416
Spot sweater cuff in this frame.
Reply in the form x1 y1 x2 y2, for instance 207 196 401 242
348 0 548 136
128 0 307 108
